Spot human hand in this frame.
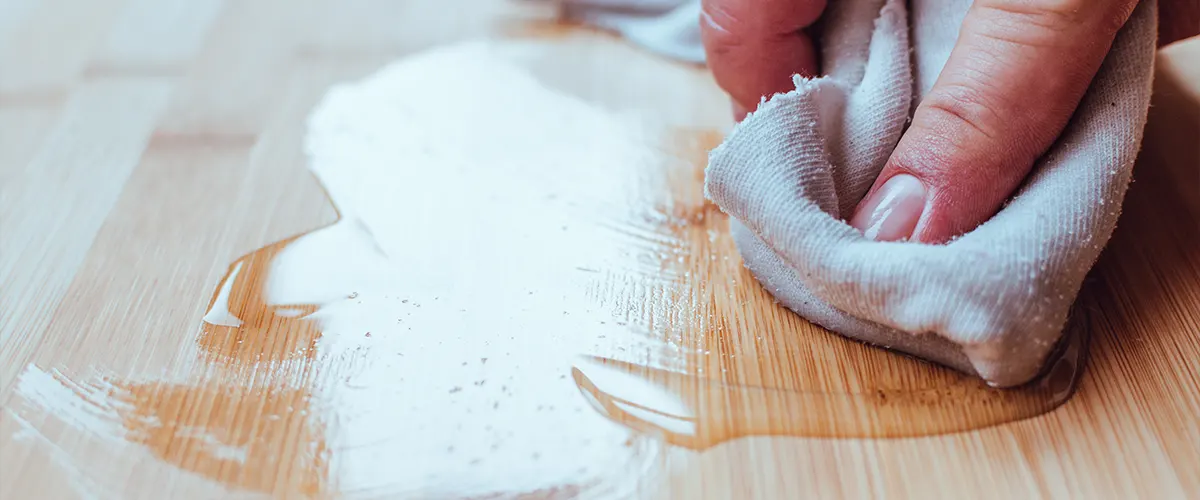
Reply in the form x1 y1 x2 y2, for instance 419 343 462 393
701 0 1199 243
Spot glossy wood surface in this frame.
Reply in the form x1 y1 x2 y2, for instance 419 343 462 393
1 1 1198 498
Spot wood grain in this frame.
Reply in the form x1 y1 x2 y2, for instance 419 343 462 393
1 1 1197 498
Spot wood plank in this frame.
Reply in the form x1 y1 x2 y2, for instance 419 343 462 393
87 0 226 75
0 0 130 94
0 79 173 400
0 1 1197 497
0 59 370 499
151 0 310 136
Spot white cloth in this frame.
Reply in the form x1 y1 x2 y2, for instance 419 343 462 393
705 0 1157 387
569 0 1158 387
557 0 705 63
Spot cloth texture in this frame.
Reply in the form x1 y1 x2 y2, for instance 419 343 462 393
566 0 1158 387
705 0 1157 387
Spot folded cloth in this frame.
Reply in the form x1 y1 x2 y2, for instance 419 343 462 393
556 0 705 63
562 0 1157 387
705 0 1158 387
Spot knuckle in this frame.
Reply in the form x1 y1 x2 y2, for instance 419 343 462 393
976 0 1137 39
921 80 1006 143
979 0 1087 28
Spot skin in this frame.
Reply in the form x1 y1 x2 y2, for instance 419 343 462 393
700 0 1200 244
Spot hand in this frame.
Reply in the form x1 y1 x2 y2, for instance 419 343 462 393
701 0 1199 243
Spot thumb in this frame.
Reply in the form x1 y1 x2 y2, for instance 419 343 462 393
850 0 1138 243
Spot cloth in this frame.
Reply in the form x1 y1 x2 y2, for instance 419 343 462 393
706 0 1157 388
570 0 1158 387
556 0 705 63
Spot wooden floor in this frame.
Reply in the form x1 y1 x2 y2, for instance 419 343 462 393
1 0 1198 498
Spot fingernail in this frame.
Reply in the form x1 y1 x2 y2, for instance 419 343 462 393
850 174 927 242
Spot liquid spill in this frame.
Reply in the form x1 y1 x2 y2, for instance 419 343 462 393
111 380 327 494
8 366 285 499
574 328 1083 445
9 40 1084 498
567 129 1087 442
198 233 323 364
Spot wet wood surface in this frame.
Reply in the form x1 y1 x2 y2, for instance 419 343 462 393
1 1 1198 498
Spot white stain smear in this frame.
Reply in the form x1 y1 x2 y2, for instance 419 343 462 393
13 366 248 466
14 366 133 437
9 365 257 500
287 41 681 498
10 41 699 499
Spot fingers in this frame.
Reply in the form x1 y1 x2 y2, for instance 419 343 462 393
851 0 1139 243
699 0 827 120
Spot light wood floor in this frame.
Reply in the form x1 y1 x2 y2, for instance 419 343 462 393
1 1 1198 498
